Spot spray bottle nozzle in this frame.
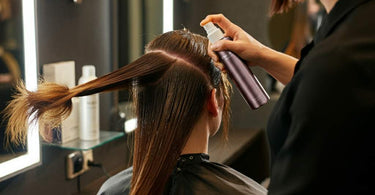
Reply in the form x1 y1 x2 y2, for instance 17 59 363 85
202 22 224 43
202 22 216 32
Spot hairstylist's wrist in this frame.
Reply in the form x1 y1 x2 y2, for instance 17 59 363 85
246 44 272 68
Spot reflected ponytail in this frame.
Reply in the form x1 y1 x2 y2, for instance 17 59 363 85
271 0 300 15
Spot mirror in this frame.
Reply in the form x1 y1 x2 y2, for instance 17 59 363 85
267 0 325 93
0 0 40 181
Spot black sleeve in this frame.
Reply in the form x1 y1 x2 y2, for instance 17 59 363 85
268 45 375 194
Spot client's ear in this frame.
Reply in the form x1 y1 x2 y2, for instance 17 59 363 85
207 89 219 117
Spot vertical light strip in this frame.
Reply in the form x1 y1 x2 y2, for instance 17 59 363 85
0 0 40 180
22 0 40 163
163 0 173 32
23 1 38 91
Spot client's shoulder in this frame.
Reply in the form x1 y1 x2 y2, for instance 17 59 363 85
170 153 267 195
97 166 133 195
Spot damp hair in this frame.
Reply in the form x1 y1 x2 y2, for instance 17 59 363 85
3 29 232 195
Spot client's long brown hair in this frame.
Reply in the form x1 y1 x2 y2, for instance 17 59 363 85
4 29 231 195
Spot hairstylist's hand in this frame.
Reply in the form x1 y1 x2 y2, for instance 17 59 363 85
200 14 267 67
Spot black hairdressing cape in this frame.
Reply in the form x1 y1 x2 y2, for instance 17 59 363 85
97 153 267 195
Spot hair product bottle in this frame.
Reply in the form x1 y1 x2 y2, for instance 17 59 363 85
78 65 100 140
203 22 270 109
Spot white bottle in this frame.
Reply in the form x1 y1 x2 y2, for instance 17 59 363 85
78 65 100 140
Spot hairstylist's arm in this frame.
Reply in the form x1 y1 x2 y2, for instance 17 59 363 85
201 14 298 85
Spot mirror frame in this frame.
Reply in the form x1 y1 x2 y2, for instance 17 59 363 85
0 0 40 181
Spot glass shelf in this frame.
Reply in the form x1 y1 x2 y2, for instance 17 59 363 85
43 131 125 151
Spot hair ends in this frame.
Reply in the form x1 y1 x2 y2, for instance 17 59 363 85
3 82 73 147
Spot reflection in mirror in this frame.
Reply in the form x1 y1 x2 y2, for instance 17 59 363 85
0 0 25 163
0 0 39 181
267 0 325 94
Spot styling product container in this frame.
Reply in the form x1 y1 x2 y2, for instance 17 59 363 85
203 22 270 109
43 61 79 143
78 65 100 140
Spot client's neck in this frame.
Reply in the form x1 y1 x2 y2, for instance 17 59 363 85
181 114 210 155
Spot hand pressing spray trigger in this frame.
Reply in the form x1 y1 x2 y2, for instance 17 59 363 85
203 22 270 109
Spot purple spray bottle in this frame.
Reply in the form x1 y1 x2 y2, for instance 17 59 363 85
203 22 270 109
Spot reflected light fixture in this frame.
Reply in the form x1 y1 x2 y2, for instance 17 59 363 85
163 0 173 33
124 118 137 133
